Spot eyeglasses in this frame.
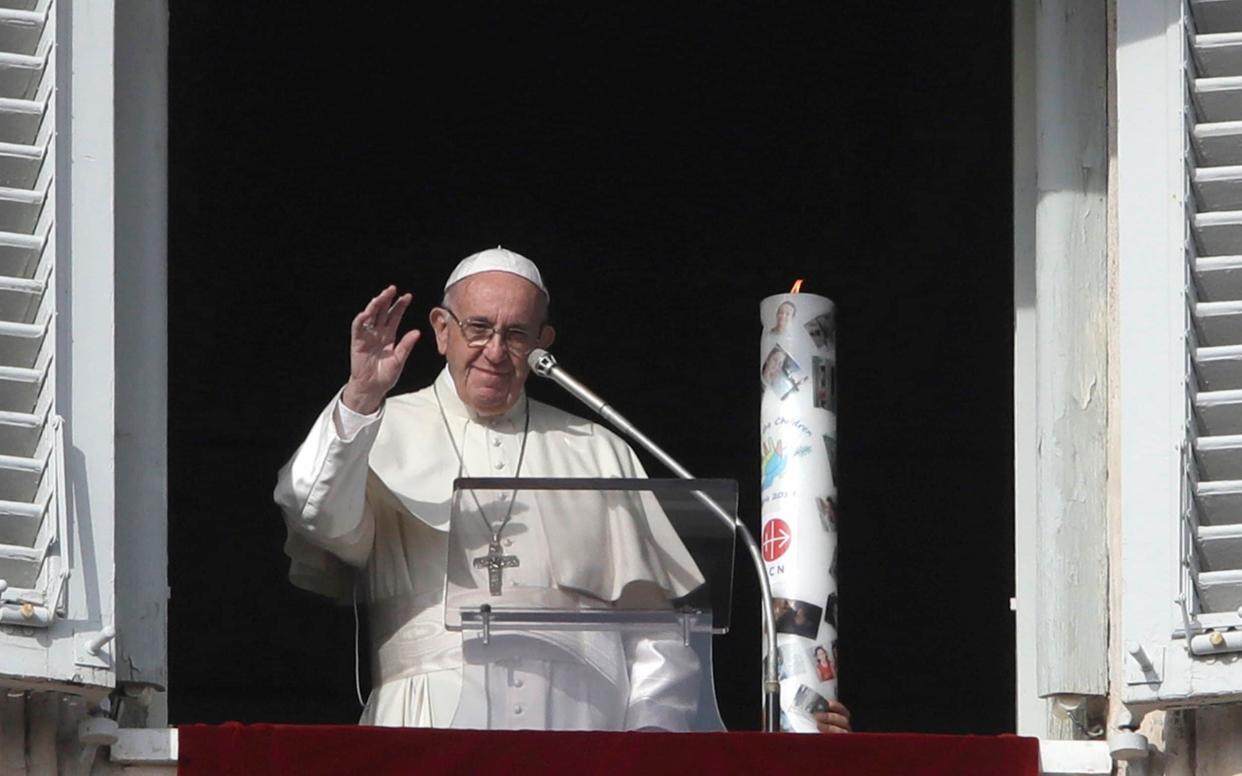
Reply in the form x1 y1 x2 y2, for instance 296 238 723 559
441 308 541 355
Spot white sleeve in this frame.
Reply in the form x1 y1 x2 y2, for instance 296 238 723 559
622 629 702 731
615 576 701 731
273 389 384 569
334 395 381 441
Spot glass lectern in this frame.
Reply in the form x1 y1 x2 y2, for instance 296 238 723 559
443 477 736 731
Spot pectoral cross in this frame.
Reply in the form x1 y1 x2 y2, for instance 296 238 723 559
473 540 520 596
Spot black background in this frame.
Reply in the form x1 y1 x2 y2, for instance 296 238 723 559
168 2 1014 733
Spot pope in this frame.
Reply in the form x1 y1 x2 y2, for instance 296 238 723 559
273 247 851 734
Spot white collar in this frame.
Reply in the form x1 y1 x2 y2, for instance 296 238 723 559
433 366 528 426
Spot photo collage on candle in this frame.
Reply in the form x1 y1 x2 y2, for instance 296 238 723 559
761 345 806 400
759 290 838 732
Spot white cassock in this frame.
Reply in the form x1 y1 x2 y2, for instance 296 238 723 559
274 367 706 731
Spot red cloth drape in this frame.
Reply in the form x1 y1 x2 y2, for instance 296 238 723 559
177 724 1040 776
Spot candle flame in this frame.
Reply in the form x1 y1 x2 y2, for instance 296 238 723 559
790 279 804 294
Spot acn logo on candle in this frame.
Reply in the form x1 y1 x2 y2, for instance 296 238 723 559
762 518 791 562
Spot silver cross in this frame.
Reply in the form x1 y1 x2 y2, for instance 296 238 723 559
473 540 519 595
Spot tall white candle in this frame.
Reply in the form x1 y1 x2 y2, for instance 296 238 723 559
759 289 837 733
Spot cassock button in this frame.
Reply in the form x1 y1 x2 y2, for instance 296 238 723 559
513 678 524 688
494 461 505 470
492 437 502 447
513 704 524 715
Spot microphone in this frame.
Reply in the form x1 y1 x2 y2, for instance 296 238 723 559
528 349 616 424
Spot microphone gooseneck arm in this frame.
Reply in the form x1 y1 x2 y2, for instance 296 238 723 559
528 348 782 733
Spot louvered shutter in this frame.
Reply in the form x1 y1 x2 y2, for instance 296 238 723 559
1115 0 1242 706
1189 0 1242 635
0 2 65 628
0 0 167 698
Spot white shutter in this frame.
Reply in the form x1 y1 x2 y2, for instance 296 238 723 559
1189 0 1242 631
0 0 65 628
1115 0 1242 708
0 0 165 697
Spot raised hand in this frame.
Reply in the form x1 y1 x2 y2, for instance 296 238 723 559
342 286 421 414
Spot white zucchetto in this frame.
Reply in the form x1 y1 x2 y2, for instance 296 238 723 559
444 246 549 300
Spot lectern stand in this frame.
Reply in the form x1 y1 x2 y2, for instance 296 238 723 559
443 477 736 732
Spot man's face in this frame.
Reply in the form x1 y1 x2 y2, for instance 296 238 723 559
431 271 555 416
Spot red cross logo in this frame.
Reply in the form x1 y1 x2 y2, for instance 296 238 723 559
762 518 791 562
